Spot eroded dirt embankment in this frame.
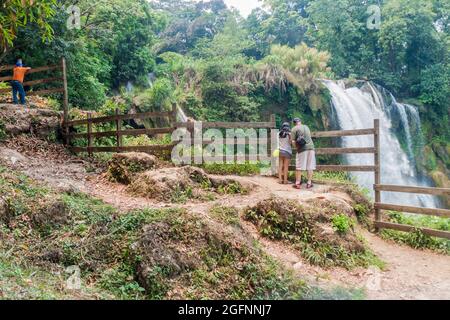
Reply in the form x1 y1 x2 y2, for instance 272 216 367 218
1 136 449 300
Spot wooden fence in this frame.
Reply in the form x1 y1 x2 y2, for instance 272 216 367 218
64 105 178 155
0 58 69 120
374 185 450 239
288 120 380 176
64 112 450 240
64 106 277 158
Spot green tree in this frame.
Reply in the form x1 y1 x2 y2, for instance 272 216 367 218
152 0 229 55
246 0 311 57
307 0 380 79
258 43 332 94
83 0 165 87
0 0 56 60
378 0 445 94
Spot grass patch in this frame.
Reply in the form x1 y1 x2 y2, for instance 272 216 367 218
209 206 240 226
312 171 353 184
331 214 355 235
201 162 262 176
217 181 249 195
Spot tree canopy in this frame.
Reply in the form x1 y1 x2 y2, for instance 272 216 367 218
0 0 448 140
0 0 56 58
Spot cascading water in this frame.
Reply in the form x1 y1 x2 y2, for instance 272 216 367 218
322 80 439 208
177 105 189 123
126 81 134 93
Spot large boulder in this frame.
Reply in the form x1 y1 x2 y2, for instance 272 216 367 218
107 152 157 184
126 166 208 201
126 166 249 202
0 104 61 138
244 197 367 268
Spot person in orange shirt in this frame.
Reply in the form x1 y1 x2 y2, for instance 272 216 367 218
11 59 31 105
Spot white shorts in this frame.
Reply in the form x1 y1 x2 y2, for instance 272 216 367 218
296 150 316 171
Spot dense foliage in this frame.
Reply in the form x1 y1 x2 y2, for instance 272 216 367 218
0 0 56 57
1 0 448 164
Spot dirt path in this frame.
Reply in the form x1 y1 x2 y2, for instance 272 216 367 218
1 140 449 300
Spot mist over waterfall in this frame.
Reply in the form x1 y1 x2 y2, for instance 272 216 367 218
322 80 439 208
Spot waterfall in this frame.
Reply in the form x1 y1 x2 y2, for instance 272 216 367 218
177 105 189 123
126 81 134 93
322 80 439 208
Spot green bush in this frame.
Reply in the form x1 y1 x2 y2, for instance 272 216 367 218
331 214 354 235
382 211 450 254
201 162 261 176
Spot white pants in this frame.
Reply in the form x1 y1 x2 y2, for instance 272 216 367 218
296 150 316 171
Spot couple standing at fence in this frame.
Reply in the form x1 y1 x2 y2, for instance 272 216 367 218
278 118 316 189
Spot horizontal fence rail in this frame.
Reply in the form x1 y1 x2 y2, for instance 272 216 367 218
68 127 176 139
174 121 276 129
66 111 176 127
374 183 450 239
65 106 178 156
288 120 379 175
375 221 450 240
374 184 450 196
311 128 375 138
374 203 450 218
71 145 177 154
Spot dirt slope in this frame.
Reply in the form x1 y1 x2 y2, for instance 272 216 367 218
1 138 449 300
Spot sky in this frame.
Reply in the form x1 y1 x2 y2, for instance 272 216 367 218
223 0 262 17
149 0 263 18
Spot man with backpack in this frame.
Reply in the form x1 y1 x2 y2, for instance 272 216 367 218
291 118 316 189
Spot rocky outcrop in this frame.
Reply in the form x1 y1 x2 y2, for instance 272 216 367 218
107 152 157 184
126 166 249 202
0 104 61 138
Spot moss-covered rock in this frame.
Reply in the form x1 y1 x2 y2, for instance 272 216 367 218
126 166 248 202
107 152 157 184
244 197 378 269
133 209 301 299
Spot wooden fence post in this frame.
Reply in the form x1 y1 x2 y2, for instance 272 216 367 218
87 113 93 157
171 103 178 125
116 108 122 151
270 114 277 176
61 57 70 145
374 119 381 231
